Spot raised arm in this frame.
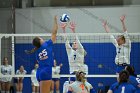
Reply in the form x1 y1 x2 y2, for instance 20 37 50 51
60 22 72 53
51 16 58 43
69 22 85 54
102 20 118 47
120 15 131 46
120 15 127 32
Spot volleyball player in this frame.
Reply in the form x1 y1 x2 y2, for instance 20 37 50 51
1 57 12 93
26 16 58 93
15 65 27 93
31 63 39 93
51 60 62 93
107 70 136 93
102 15 131 74
67 70 96 93
125 65 140 93
60 22 88 74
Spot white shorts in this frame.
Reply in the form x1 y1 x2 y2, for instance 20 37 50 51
32 81 39 87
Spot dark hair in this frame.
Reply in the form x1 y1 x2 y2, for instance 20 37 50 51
76 70 86 81
119 70 129 83
118 35 125 43
24 37 41 54
115 70 129 89
33 37 41 48
125 65 136 76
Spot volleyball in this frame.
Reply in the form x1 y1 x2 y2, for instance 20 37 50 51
60 14 70 22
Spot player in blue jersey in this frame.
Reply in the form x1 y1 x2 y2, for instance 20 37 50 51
26 16 58 93
107 70 136 93
125 65 140 93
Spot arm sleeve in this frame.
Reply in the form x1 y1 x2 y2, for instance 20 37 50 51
123 31 131 47
65 39 72 54
75 35 85 55
110 35 118 47
45 39 53 47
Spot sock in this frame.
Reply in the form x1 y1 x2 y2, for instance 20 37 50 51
51 90 54 93
32 92 35 93
56 90 60 93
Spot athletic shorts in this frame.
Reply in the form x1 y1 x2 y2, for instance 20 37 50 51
36 67 52 82
52 78 59 82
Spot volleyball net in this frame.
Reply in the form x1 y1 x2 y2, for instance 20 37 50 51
0 33 140 78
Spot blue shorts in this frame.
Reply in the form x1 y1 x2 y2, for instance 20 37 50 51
36 67 52 82
116 65 126 73
52 78 59 82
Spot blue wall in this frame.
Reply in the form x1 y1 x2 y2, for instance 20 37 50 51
15 43 140 93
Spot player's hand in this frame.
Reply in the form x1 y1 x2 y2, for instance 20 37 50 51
54 15 58 29
60 22 67 33
102 20 109 33
69 21 76 33
102 20 107 27
120 15 126 22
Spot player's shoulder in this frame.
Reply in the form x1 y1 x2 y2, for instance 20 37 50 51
111 82 119 88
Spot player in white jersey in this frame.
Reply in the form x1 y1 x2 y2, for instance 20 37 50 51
31 63 39 93
1 57 12 93
15 65 27 93
102 15 131 74
67 70 96 93
51 60 63 93
60 22 88 74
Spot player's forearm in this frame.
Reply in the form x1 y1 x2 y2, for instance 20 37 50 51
104 25 110 33
51 16 58 43
121 21 127 32
75 35 83 49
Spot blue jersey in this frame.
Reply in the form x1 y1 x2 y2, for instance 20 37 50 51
129 75 140 93
36 39 53 68
109 82 136 93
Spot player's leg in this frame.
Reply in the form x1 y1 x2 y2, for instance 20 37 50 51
51 80 54 93
55 80 60 93
32 84 35 93
39 67 52 93
19 82 23 92
1 82 5 93
40 80 52 93
35 86 39 93
5 82 10 93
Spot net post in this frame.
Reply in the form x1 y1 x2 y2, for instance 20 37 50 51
11 35 15 76
0 35 2 76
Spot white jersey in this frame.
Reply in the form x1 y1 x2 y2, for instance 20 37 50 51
82 64 88 75
16 69 27 79
110 31 131 65
1 65 12 82
52 66 60 78
65 35 85 73
69 81 92 93
31 69 39 86
63 81 70 93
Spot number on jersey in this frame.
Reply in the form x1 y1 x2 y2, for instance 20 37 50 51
136 78 140 83
121 86 125 93
38 49 48 60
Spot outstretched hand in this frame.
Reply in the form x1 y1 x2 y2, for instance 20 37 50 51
54 16 58 30
60 22 67 33
120 15 126 22
102 20 107 27
69 21 76 33
102 20 109 33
